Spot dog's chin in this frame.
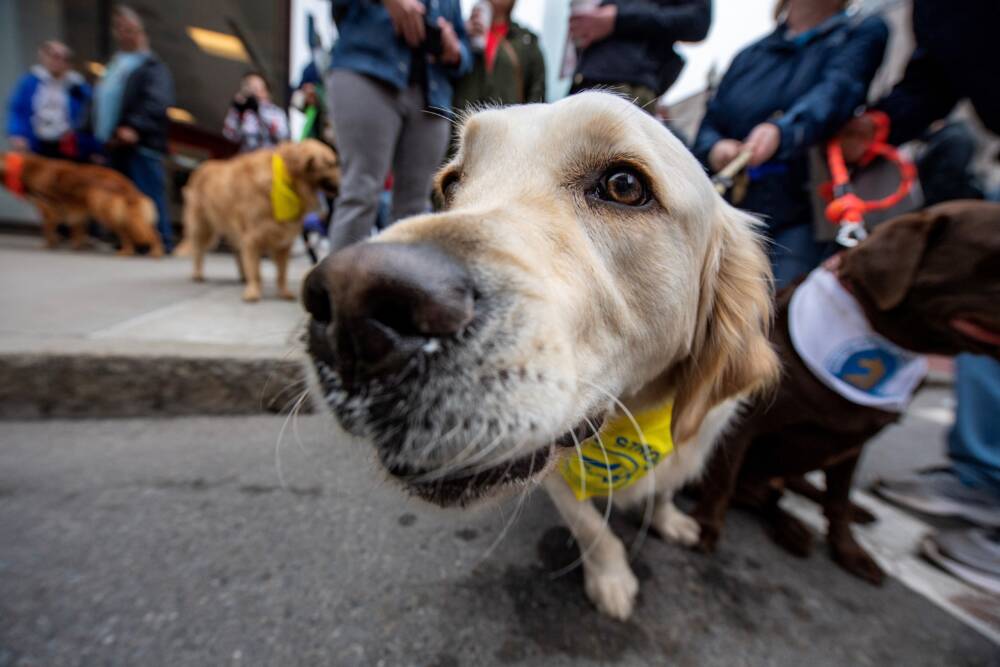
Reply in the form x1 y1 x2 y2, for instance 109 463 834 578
385 444 556 508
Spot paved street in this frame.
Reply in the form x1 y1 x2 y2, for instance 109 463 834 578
1 389 996 667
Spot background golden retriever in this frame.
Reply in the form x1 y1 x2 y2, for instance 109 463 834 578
0 152 161 256
181 139 339 301
302 92 778 619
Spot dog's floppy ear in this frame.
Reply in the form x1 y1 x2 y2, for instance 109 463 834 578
671 206 780 444
842 210 943 311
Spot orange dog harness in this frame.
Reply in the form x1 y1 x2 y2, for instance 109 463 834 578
4 152 26 197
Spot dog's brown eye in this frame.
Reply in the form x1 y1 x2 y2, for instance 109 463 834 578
593 168 649 206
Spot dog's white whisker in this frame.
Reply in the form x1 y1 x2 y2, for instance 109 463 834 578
580 380 657 559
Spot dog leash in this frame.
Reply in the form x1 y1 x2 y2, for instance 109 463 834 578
822 111 917 247
712 149 753 198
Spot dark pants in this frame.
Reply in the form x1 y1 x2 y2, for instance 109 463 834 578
112 148 173 252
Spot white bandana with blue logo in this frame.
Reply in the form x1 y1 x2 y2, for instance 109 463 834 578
789 267 928 412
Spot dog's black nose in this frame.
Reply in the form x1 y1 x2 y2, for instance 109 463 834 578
303 242 474 375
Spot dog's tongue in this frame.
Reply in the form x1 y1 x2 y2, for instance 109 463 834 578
951 318 1000 346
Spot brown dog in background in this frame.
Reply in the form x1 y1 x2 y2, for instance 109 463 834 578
181 139 339 302
688 201 1000 584
0 152 162 256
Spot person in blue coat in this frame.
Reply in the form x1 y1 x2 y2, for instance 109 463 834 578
6 41 93 160
326 0 472 251
692 0 888 287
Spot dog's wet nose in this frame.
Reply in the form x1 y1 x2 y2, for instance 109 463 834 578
303 241 475 374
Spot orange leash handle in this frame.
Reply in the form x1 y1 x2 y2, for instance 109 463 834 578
823 111 917 246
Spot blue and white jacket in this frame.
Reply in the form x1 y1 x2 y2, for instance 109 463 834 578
6 65 91 152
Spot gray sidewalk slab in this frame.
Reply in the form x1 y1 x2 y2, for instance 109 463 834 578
0 414 994 667
0 235 314 418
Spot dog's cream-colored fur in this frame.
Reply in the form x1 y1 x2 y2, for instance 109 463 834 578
315 93 778 619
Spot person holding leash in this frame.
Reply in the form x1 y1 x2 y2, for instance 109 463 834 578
692 0 888 288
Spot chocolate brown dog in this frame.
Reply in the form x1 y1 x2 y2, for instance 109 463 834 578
688 200 1000 584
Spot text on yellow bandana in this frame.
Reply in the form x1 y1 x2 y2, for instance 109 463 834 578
559 402 674 501
271 153 302 222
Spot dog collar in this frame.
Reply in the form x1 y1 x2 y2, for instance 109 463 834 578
559 401 674 501
271 153 302 222
4 152 26 197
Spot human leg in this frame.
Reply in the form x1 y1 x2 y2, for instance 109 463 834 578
325 69 402 251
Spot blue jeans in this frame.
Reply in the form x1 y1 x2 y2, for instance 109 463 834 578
769 223 831 290
114 148 173 252
948 354 1000 496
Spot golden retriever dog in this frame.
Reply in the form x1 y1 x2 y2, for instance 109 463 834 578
0 151 162 256
301 93 779 619
181 139 339 301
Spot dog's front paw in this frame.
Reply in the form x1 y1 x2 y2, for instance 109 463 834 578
695 521 720 553
831 541 884 586
653 503 701 546
584 563 638 621
242 286 261 302
278 288 296 301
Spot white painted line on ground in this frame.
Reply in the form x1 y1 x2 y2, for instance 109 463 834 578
782 479 999 645
910 406 956 426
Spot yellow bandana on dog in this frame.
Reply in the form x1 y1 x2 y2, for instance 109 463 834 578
271 153 302 222
559 402 674 501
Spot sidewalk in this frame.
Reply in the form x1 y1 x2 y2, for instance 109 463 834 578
0 235 314 418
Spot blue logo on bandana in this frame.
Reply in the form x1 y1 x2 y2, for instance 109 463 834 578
832 347 898 395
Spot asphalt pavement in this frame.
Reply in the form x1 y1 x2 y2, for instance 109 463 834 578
1 392 996 667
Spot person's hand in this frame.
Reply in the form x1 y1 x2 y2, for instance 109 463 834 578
301 82 318 107
8 136 29 152
569 5 617 50
839 115 876 164
438 17 461 66
708 139 742 173
384 0 426 48
466 5 486 41
743 123 781 167
116 126 139 144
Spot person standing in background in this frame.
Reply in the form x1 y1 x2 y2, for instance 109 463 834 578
568 0 711 110
6 41 92 160
93 5 175 252
223 72 290 153
325 0 471 251
692 0 888 288
453 0 546 112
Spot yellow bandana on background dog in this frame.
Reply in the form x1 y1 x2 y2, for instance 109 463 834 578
559 402 674 501
271 153 302 222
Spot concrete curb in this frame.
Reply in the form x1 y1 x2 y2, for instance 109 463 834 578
0 348 314 419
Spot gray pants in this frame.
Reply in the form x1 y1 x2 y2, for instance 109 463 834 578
326 69 451 250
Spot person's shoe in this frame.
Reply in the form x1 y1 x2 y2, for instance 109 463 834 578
921 528 1000 595
872 467 1000 527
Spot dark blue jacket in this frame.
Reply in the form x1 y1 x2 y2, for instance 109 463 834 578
329 0 471 111
575 0 711 93
877 0 999 144
112 54 174 154
693 12 888 232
